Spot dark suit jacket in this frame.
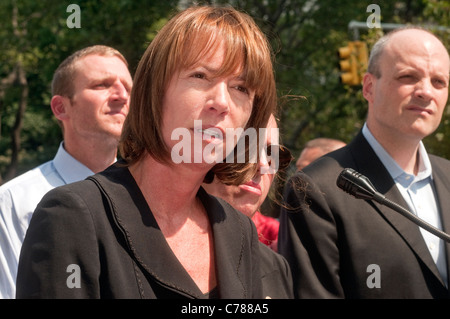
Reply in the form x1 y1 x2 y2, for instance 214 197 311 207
278 131 450 298
17 163 293 299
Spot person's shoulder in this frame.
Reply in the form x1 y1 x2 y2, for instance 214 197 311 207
305 147 347 172
284 149 350 203
259 242 284 265
429 154 450 180
0 160 55 192
30 178 107 230
38 176 103 207
258 242 293 298
200 187 257 236
0 160 60 211
288 153 343 188
429 154 450 167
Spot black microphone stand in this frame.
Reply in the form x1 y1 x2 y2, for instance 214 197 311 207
337 168 450 243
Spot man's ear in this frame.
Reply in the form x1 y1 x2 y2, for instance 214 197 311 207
362 73 375 104
50 95 70 121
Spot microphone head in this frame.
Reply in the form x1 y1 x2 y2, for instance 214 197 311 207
336 168 378 200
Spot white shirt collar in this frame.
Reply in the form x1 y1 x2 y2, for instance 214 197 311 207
362 123 432 187
53 142 94 184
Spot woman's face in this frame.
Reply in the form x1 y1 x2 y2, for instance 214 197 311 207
161 41 255 167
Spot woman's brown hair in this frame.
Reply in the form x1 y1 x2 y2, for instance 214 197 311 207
120 5 277 185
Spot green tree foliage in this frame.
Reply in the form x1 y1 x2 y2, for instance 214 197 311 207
421 0 450 158
0 0 448 185
218 0 449 161
211 0 449 216
0 0 178 183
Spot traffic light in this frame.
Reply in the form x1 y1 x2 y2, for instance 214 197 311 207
338 41 368 86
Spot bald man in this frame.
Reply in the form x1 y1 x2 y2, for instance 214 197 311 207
295 138 346 171
279 27 450 298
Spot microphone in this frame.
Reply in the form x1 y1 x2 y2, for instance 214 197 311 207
337 168 450 243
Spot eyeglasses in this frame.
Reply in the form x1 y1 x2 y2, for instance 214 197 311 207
266 144 293 171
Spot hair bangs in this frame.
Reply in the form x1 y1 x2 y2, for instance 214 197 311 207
165 7 273 97
174 16 248 82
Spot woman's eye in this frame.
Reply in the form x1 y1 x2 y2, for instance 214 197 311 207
235 86 248 94
192 73 206 79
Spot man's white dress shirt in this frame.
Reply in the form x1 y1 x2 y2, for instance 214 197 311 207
0 143 94 298
362 124 447 286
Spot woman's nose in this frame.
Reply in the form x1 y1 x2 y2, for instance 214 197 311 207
207 82 230 115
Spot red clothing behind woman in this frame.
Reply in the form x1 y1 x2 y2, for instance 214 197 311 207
252 211 279 251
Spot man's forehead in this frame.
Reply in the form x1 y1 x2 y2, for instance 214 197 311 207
78 55 126 69
74 55 131 80
382 34 449 71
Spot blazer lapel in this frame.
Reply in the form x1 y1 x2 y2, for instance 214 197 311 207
90 165 203 298
90 165 251 298
430 158 450 289
348 133 445 286
197 187 252 298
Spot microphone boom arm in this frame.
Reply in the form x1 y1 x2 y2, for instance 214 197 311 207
337 168 450 243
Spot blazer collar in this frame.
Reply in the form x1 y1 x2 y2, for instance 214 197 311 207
89 164 249 298
430 160 450 288
348 132 446 287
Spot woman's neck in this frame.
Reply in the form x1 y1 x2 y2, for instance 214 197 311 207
129 155 217 293
129 155 210 218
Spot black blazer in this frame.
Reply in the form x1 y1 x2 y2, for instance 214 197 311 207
17 163 293 299
278 131 450 298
